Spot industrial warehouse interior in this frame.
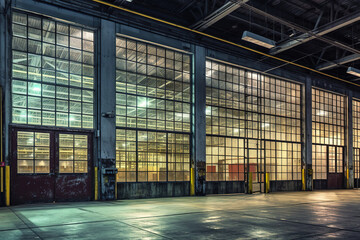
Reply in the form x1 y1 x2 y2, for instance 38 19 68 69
1 0 360 239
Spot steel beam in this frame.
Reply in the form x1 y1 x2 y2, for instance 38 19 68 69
271 11 360 55
317 53 360 71
191 0 248 31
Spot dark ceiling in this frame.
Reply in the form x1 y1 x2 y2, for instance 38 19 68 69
49 0 360 82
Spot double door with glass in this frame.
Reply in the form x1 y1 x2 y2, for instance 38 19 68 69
11 128 93 205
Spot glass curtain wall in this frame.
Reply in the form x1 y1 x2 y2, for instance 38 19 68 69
12 11 95 129
353 99 360 183
115 36 191 182
205 59 302 182
312 88 345 180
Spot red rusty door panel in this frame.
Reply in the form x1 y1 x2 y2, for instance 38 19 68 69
11 128 93 204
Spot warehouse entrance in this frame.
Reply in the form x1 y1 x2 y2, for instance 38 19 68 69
247 139 265 193
354 148 360 188
11 128 93 205
327 146 344 189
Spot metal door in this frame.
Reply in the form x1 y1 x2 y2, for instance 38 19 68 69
327 146 344 189
246 139 265 193
11 128 93 204
354 148 360 188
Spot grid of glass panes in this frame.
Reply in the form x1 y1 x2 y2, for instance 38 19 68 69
312 89 345 146
355 149 360 180
265 142 301 181
313 145 327 179
353 100 360 148
115 37 191 132
59 134 88 173
312 88 345 179
17 131 50 173
262 76 301 142
354 100 360 179
116 129 190 182
205 59 302 182
206 136 245 181
12 11 94 128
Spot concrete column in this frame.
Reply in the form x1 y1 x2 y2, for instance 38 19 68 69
347 91 353 188
0 0 11 206
99 19 117 200
193 46 206 196
304 77 313 190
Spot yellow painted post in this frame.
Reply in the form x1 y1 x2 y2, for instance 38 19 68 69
190 167 195 196
248 172 253 194
5 166 10 206
94 167 98 201
302 169 305 191
346 168 349 189
265 173 270 193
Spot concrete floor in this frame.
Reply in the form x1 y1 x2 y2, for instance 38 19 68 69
2 190 360 239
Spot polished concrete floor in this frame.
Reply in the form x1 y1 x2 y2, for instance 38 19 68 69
2 190 360 239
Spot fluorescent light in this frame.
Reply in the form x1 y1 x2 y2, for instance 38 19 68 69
126 0 133 2
347 67 360 77
242 31 275 49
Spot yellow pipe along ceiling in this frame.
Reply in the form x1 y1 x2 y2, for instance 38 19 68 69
92 0 360 88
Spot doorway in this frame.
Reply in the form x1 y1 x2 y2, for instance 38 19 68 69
327 146 344 189
11 128 93 205
247 139 265 193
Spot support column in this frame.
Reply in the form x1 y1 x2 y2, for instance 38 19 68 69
193 46 206 196
347 90 353 189
99 19 117 200
304 77 313 190
0 0 11 206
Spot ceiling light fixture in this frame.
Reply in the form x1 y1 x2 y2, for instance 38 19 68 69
241 31 276 49
126 0 133 2
347 67 360 77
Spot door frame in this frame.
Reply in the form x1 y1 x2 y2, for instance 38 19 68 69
10 125 94 204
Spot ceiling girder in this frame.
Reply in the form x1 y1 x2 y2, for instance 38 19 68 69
191 0 248 31
317 53 360 71
270 10 360 55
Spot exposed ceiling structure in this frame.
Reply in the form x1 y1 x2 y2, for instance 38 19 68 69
47 0 360 82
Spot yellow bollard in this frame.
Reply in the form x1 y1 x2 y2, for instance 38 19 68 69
302 169 305 191
190 168 195 196
5 166 10 206
248 172 253 194
265 173 270 193
346 168 349 189
94 167 98 201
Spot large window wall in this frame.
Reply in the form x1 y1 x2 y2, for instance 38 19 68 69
11 11 95 128
205 59 302 182
312 88 345 180
353 99 360 180
115 36 191 182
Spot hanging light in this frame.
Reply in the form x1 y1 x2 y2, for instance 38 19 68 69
347 67 360 77
241 31 276 49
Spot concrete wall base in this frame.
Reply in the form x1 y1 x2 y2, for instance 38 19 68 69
117 182 190 199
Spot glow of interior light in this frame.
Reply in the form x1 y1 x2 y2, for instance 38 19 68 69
261 123 270 128
242 31 276 49
347 67 360 77
138 100 147 108
316 110 327 116
205 106 212 115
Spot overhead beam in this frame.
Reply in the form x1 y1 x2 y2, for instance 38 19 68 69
317 53 360 70
271 10 360 55
191 0 248 31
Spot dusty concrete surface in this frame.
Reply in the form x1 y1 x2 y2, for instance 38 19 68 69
2 190 360 239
